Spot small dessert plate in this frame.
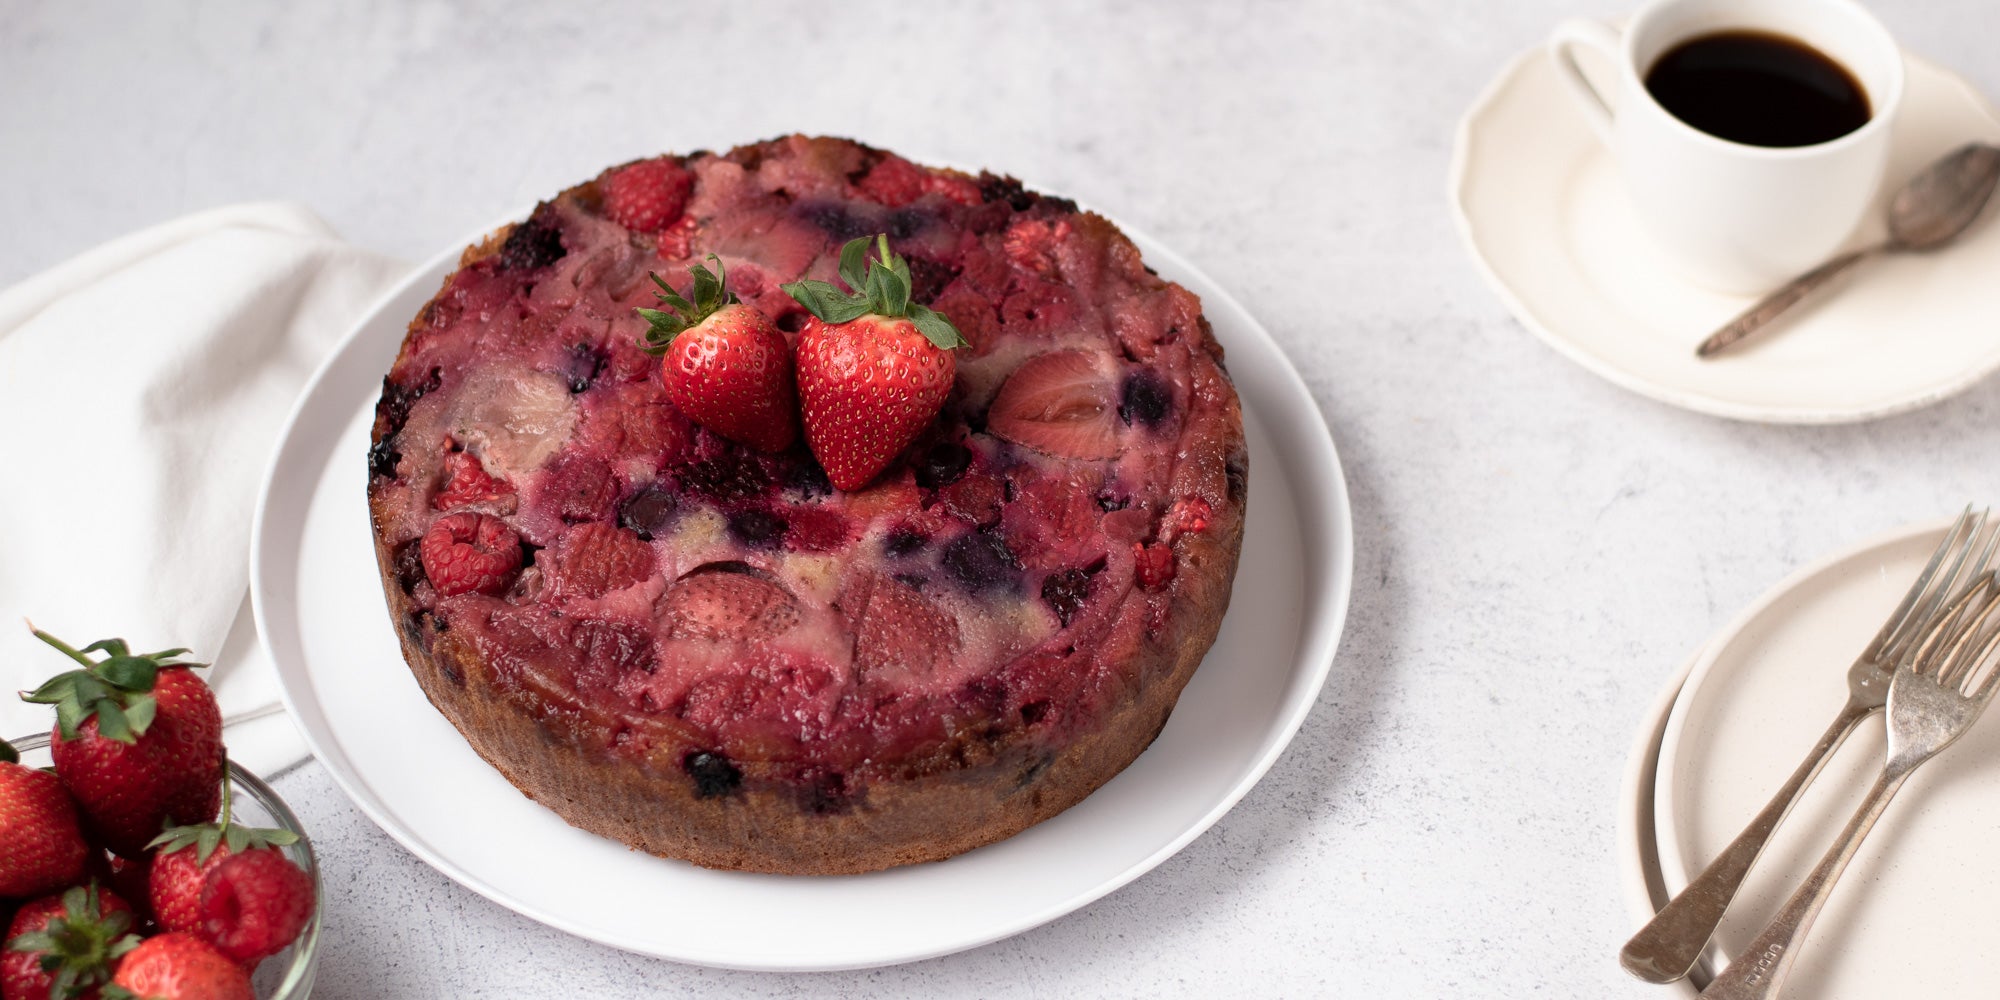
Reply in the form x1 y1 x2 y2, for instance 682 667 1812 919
1451 48 2000 423
1615 647 1702 996
1654 517 2000 997
250 214 1354 971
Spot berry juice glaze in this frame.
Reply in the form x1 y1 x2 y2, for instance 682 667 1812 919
369 136 1244 802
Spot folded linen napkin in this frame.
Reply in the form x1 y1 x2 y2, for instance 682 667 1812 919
0 203 409 776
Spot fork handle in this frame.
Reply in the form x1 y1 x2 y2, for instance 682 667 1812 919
1621 699 1872 983
1698 767 1910 1000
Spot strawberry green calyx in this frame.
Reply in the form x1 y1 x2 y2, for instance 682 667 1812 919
5 884 141 998
636 254 736 355
781 234 969 349
147 768 299 866
22 629 205 743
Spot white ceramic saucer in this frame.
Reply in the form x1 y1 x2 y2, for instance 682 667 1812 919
1654 517 2000 998
1451 49 2000 423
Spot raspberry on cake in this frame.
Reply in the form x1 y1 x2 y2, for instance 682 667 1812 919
366 135 1248 875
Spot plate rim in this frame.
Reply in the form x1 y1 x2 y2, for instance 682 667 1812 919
249 205 1356 971
1615 644 1707 996
1448 46 2000 425
1650 516 1948 895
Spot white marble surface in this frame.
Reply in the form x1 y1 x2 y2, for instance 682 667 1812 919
7 0 2000 995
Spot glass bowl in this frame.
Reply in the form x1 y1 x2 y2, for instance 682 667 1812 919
9 731 322 998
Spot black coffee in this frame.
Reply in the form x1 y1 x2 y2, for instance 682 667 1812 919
1644 30 1871 147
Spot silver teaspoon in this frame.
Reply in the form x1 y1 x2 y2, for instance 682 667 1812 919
1696 143 2000 359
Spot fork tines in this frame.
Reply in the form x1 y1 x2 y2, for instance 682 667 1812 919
1909 571 2000 695
1878 507 2000 666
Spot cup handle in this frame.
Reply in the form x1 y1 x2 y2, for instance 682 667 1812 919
1547 18 1622 142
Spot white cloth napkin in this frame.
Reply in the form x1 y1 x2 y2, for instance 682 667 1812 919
0 203 409 776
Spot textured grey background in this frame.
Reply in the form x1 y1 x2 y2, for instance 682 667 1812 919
6 0 2000 995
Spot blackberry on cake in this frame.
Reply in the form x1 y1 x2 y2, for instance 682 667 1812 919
367 135 1247 874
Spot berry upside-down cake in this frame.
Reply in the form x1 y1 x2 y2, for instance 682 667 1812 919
366 135 1246 874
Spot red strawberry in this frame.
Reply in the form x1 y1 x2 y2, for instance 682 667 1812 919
147 789 304 950
419 512 523 597
846 574 958 683
432 447 513 511
986 350 1123 460
543 522 655 600
107 933 250 1000
0 738 90 898
636 256 798 453
197 849 313 967
2 885 139 1000
602 157 693 233
22 632 224 860
782 235 968 490
660 568 799 643
146 843 230 938
103 855 152 927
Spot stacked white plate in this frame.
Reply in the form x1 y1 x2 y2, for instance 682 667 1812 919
1618 517 2000 997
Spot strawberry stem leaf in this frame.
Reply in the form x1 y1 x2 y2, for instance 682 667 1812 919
908 304 967 351
837 236 870 292
6 884 136 998
781 235 967 349
636 255 737 356
96 656 158 692
21 629 203 743
147 758 300 865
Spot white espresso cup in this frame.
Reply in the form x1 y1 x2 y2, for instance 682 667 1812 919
1548 0 1904 292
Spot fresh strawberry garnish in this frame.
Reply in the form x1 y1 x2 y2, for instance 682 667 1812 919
3 885 139 1000
602 157 693 234
782 235 969 490
636 255 798 453
104 933 250 1000
419 512 523 597
432 447 513 511
22 632 224 860
0 737 91 898
986 350 1123 460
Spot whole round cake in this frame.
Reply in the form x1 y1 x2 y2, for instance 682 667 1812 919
366 135 1246 874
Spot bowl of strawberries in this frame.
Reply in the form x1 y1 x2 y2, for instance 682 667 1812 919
1 630 319 1000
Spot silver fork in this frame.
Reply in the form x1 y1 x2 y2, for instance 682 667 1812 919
1699 570 2000 1000
1621 506 1996 982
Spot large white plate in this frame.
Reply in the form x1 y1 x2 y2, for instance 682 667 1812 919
1451 48 2000 423
250 214 1354 971
1654 517 2000 997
